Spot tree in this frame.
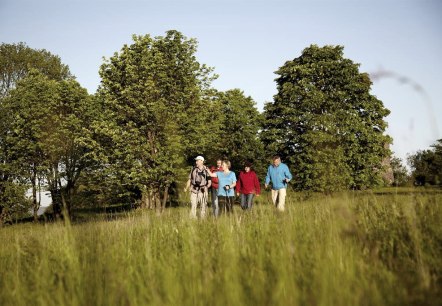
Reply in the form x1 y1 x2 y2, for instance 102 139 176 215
408 139 442 186
261 45 391 192
1 71 56 221
0 42 72 98
0 97 31 223
214 89 266 174
390 156 410 187
1 43 73 220
96 30 218 212
3 71 95 219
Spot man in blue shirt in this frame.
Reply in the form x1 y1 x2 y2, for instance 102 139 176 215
265 155 293 211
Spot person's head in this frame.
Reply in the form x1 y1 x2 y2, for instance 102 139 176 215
272 155 281 167
244 161 252 172
195 155 205 167
216 159 222 168
222 160 231 171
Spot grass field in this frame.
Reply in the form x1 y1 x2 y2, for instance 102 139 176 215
1 189 441 306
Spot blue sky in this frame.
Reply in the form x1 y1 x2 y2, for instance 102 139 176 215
1 0 441 166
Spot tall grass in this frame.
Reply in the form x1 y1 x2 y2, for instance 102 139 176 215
0 191 441 305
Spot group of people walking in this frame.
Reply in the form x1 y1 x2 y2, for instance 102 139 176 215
184 155 292 218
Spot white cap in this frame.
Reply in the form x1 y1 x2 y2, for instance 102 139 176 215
195 156 205 161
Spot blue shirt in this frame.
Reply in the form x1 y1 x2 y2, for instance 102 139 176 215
216 171 237 196
265 163 292 190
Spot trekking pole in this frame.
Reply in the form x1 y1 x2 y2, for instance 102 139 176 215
202 187 208 216
227 185 233 213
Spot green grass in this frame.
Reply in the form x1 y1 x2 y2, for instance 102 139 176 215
1 190 441 306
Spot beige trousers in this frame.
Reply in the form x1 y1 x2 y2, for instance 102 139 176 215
271 188 287 211
190 191 208 218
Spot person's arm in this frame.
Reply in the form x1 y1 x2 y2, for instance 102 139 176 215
205 167 217 178
184 179 191 192
265 166 271 188
225 173 236 190
284 164 293 183
236 173 242 195
184 170 192 192
230 180 236 189
206 171 212 188
254 172 261 195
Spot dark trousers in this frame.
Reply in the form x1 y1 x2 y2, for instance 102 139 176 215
218 196 234 214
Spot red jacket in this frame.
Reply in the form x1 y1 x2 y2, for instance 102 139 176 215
236 170 261 195
210 166 222 189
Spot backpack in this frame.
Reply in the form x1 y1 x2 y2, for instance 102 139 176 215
190 167 210 188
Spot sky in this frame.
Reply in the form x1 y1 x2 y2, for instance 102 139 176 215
1 0 441 167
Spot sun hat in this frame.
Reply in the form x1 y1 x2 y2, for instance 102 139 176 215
195 156 205 161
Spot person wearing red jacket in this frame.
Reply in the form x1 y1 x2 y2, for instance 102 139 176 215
236 161 261 210
210 159 223 217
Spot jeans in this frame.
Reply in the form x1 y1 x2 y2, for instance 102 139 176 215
240 193 255 210
211 187 219 217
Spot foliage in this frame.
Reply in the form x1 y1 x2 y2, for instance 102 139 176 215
1 191 441 305
0 42 72 98
214 89 266 174
2 71 95 218
261 45 391 192
0 42 73 219
0 181 31 224
408 139 442 186
390 156 410 186
96 30 218 210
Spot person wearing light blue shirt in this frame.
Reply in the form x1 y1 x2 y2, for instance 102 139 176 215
265 155 292 211
207 160 236 214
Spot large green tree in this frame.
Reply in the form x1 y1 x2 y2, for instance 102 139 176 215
96 30 218 211
0 42 72 98
214 89 266 174
3 71 95 219
0 43 73 221
408 139 442 186
262 45 391 191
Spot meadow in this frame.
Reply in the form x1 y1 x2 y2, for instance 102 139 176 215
0 189 441 306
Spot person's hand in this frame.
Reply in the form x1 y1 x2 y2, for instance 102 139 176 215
236 192 240 196
256 194 260 197
264 184 268 189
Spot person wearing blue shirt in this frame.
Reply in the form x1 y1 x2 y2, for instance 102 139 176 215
265 155 292 211
207 160 236 214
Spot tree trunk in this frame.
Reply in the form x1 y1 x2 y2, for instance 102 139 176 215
140 185 149 209
47 165 62 219
32 166 40 222
161 185 169 213
148 189 154 210
154 188 161 215
59 178 70 220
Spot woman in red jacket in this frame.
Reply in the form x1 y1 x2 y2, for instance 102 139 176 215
236 161 261 210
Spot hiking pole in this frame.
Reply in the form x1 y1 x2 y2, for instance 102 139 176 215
202 186 208 217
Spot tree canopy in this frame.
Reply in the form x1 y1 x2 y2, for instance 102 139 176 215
96 30 219 211
408 139 442 186
0 42 72 98
3 36 426 222
261 45 391 191
2 71 94 219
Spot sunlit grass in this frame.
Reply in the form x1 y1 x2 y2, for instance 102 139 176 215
0 190 441 305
